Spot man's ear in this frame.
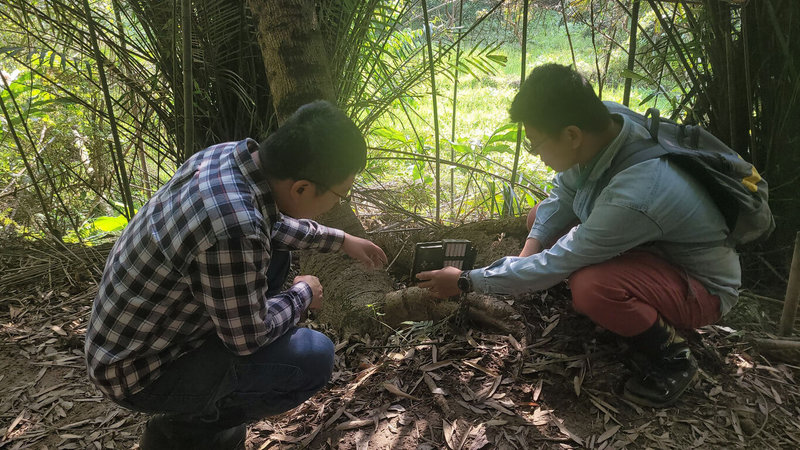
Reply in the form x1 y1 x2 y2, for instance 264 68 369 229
563 125 583 150
289 179 314 200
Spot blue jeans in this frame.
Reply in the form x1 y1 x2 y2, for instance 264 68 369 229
120 327 334 430
118 250 334 431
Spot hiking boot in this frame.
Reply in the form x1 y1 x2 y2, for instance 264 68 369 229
139 414 246 450
623 343 698 408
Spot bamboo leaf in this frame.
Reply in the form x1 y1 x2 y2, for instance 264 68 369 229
91 215 128 233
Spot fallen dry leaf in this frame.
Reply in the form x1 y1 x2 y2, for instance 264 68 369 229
485 419 508 426
420 360 453 372
462 359 499 378
335 418 375 431
484 399 514 416
597 424 621 443
541 317 560 337
443 419 456 449
382 382 420 401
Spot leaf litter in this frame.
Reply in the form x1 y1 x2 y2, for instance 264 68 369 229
1 240 800 449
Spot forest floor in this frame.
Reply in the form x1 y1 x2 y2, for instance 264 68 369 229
1 238 800 450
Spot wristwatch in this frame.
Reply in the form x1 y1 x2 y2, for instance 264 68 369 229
457 270 473 293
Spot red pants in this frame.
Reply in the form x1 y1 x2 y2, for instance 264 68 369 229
527 206 721 336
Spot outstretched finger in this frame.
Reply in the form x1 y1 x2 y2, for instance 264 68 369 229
415 270 433 281
377 248 388 265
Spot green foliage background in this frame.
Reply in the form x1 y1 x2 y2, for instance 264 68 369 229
0 0 796 289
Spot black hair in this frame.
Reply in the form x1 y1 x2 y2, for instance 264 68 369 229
258 100 367 192
509 64 611 136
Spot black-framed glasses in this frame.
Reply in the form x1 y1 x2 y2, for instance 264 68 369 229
525 136 550 156
327 187 352 205
309 180 352 205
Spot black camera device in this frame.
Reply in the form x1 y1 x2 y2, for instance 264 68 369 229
410 239 476 279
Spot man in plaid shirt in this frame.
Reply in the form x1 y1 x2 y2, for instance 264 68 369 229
85 101 387 449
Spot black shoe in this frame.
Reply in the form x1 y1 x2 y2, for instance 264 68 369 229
623 343 697 408
140 415 246 450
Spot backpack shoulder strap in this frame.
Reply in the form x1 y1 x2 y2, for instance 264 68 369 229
598 139 668 189
605 102 662 142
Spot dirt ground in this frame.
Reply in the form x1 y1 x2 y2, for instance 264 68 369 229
2 244 800 449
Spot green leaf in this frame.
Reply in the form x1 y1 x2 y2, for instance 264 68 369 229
483 144 515 155
449 142 472 155
620 68 654 85
372 126 411 143
487 53 508 65
639 92 657 105
485 123 518 146
92 215 129 232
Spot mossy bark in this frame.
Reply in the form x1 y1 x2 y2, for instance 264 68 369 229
302 205 530 337
247 0 336 122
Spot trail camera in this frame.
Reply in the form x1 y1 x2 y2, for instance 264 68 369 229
411 239 477 279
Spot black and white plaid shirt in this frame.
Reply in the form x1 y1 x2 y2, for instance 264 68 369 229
85 139 344 400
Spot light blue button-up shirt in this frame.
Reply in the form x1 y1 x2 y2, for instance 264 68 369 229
469 109 740 315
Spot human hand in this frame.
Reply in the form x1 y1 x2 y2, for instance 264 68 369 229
415 266 462 299
342 233 388 270
294 275 323 310
518 237 543 257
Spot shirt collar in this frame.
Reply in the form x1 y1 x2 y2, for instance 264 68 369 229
233 138 281 225
583 114 631 183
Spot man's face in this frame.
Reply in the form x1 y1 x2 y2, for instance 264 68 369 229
523 123 579 172
279 174 355 220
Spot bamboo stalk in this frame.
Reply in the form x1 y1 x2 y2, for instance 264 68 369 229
560 0 577 69
420 0 441 224
182 0 194 160
741 5 757 166
645 0 705 106
600 7 617 94
0 78 59 238
450 0 463 219
623 0 641 106
172 0 181 158
612 0 690 101
779 232 800 336
356 1 505 130
589 0 603 98
0 3 83 240
723 3 737 149
82 0 136 220
652 5 674 111
509 0 528 201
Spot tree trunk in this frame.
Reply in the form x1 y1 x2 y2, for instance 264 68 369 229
246 1 530 337
300 212 530 337
246 0 389 333
247 0 336 122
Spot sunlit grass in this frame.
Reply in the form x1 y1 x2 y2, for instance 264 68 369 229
364 10 681 224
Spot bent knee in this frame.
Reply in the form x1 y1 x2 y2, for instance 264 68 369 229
526 204 541 231
295 329 335 384
569 265 606 315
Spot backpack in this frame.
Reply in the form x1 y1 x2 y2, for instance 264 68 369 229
602 101 775 246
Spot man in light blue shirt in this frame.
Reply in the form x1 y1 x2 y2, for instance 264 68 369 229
418 64 739 407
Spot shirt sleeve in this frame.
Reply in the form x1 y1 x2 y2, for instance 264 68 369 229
529 173 580 245
471 202 663 295
192 236 312 355
271 216 345 252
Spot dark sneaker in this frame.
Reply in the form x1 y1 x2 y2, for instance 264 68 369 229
623 344 698 408
140 415 246 450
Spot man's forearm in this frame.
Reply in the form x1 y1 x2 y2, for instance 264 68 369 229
519 238 543 257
